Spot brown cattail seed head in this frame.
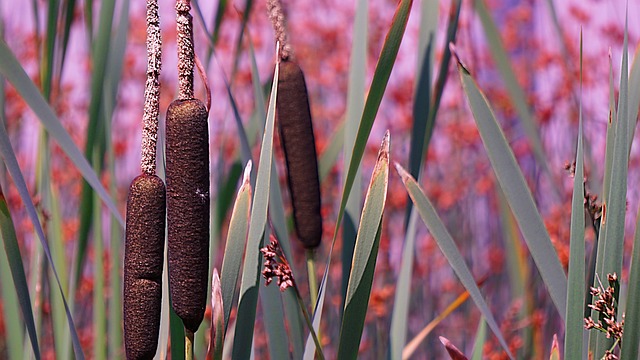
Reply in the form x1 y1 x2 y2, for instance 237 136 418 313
165 98 210 332
276 59 323 249
124 174 166 360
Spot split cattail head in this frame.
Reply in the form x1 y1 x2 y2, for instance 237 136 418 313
276 58 323 249
165 98 210 333
124 174 166 360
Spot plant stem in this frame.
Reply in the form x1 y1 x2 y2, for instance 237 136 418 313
185 328 194 360
306 249 318 310
293 286 324 360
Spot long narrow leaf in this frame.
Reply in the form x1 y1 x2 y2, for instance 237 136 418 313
338 132 390 359
621 177 640 360
0 184 39 358
457 56 567 319
395 163 513 359
474 0 555 188
260 269 290 360
564 34 585 360
342 0 367 308
248 35 303 356
471 318 487 360
619 15 640 360
233 58 279 359
105 0 129 355
310 0 413 345
408 0 459 182
595 18 629 358
221 161 252 331
0 40 122 225
626 45 640 152
389 209 419 360
0 118 84 359
0 227 24 360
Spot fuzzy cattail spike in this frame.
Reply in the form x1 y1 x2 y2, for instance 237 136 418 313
123 0 165 358
267 1 323 250
165 98 210 333
124 175 166 360
166 0 210 336
276 59 323 249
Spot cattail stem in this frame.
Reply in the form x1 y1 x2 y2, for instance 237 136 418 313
185 328 194 360
306 250 318 310
293 285 324 360
141 0 162 175
176 0 195 100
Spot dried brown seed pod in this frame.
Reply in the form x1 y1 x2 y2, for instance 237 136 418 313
165 98 210 333
124 174 166 360
276 59 323 249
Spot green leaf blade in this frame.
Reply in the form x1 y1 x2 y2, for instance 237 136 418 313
395 163 513 359
457 61 567 320
233 58 279 360
338 132 390 359
220 161 252 331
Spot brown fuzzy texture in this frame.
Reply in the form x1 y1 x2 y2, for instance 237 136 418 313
124 174 166 360
276 59 323 249
165 99 210 332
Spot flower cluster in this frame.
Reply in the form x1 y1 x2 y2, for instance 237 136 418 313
584 273 624 358
260 236 294 292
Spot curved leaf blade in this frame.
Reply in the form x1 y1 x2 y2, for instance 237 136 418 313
308 1 414 350
0 40 122 226
457 56 567 320
0 185 39 358
338 132 390 359
220 161 252 331
396 163 513 359
0 119 84 359
232 57 279 359
564 35 585 360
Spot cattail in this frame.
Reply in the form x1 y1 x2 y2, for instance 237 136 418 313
276 58 323 249
165 98 210 333
268 0 322 249
123 0 164 358
124 175 166 360
165 0 210 335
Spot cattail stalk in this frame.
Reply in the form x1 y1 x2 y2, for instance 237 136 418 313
176 0 195 100
123 0 165 359
268 0 323 251
166 0 210 341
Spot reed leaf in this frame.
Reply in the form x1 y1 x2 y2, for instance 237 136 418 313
396 163 512 358
0 117 84 359
457 56 567 320
233 58 279 360
309 0 413 347
0 184 38 359
338 132 389 359
564 33 585 360
221 161 252 331
0 41 122 225
474 0 555 188
342 0 367 308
